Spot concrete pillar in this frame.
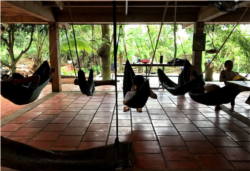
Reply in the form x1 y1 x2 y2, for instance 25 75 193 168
49 23 62 92
192 22 205 74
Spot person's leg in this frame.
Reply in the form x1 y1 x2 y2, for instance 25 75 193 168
33 61 52 84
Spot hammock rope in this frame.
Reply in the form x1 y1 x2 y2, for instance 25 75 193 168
203 6 250 74
63 26 77 78
147 2 169 78
173 1 177 66
67 1 81 69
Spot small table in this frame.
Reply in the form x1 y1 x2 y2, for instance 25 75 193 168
226 81 250 88
123 62 184 74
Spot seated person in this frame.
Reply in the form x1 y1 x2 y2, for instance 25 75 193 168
219 60 239 82
3 61 54 88
123 75 157 112
220 60 250 105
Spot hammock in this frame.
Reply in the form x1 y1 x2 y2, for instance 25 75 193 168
157 68 203 96
189 84 242 106
123 60 150 108
1 61 52 105
78 69 95 96
1 136 135 171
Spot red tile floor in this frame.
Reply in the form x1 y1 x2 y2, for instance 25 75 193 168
1 83 250 170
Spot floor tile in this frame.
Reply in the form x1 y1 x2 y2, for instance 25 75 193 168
217 147 250 161
207 136 239 147
78 110 96 115
7 136 31 144
1 124 25 132
195 154 233 169
132 117 151 124
69 120 90 127
43 124 68 132
238 142 250 152
186 115 208 121
199 128 226 136
217 124 244 132
110 127 131 136
58 111 78 117
152 120 173 127
162 147 193 160
32 132 61 141
192 121 215 128
91 118 111 124
175 124 199 132
158 136 186 147
82 132 108 142
226 132 250 141
170 118 191 123
132 124 154 131
180 132 207 141
135 154 166 170
154 127 179 136
42 110 62 115
134 141 161 153
10 117 32 124
186 142 217 154
34 115 57 121
167 161 200 170
51 117 73 124
53 136 82 146
24 121 50 128
12 128 42 137
62 127 87 135
1 132 13 138
133 131 157 141
231 162 250 170
88 124 110 131
181 110 201 115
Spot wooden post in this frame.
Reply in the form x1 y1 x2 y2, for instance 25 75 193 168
49 23 62 92
192 22 205 74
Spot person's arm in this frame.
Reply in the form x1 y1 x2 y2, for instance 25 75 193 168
150 89 157 99
219 70 234 82
12 75 40 86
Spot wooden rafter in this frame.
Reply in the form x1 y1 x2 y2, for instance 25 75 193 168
1 1 55 22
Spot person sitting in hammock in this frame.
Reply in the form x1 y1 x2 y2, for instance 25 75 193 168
189 66 222 110
219 60 250 105
3 61 54 89
123 75 157 112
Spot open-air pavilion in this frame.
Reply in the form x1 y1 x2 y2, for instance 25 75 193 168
1 1 250 170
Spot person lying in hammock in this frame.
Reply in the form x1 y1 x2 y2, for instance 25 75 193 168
190 65 249 111
2 61 55 89
123 75 157 112
219 60 250 105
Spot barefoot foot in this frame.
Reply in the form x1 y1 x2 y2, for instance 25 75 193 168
136 108 142 112
123 106 130 112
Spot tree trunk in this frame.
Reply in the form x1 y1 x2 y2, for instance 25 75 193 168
119 52 124 73
98 25 111 80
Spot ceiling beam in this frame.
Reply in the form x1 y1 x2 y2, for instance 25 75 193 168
198 1 250 22
1 16 48 24
43 1 209 8
182 23 193 29
1 1 55 22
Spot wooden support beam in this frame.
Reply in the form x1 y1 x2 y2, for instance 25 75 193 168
55 1 64 10
1 1 55 22
192 22 205 75
198 1 250 22
1 16 48 24
182 23 194 29
49 23 62 92
43 1 209 8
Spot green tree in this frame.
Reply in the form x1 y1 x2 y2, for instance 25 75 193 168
1 24 35 73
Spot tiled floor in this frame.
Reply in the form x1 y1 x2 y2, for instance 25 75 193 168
1 87 250 170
